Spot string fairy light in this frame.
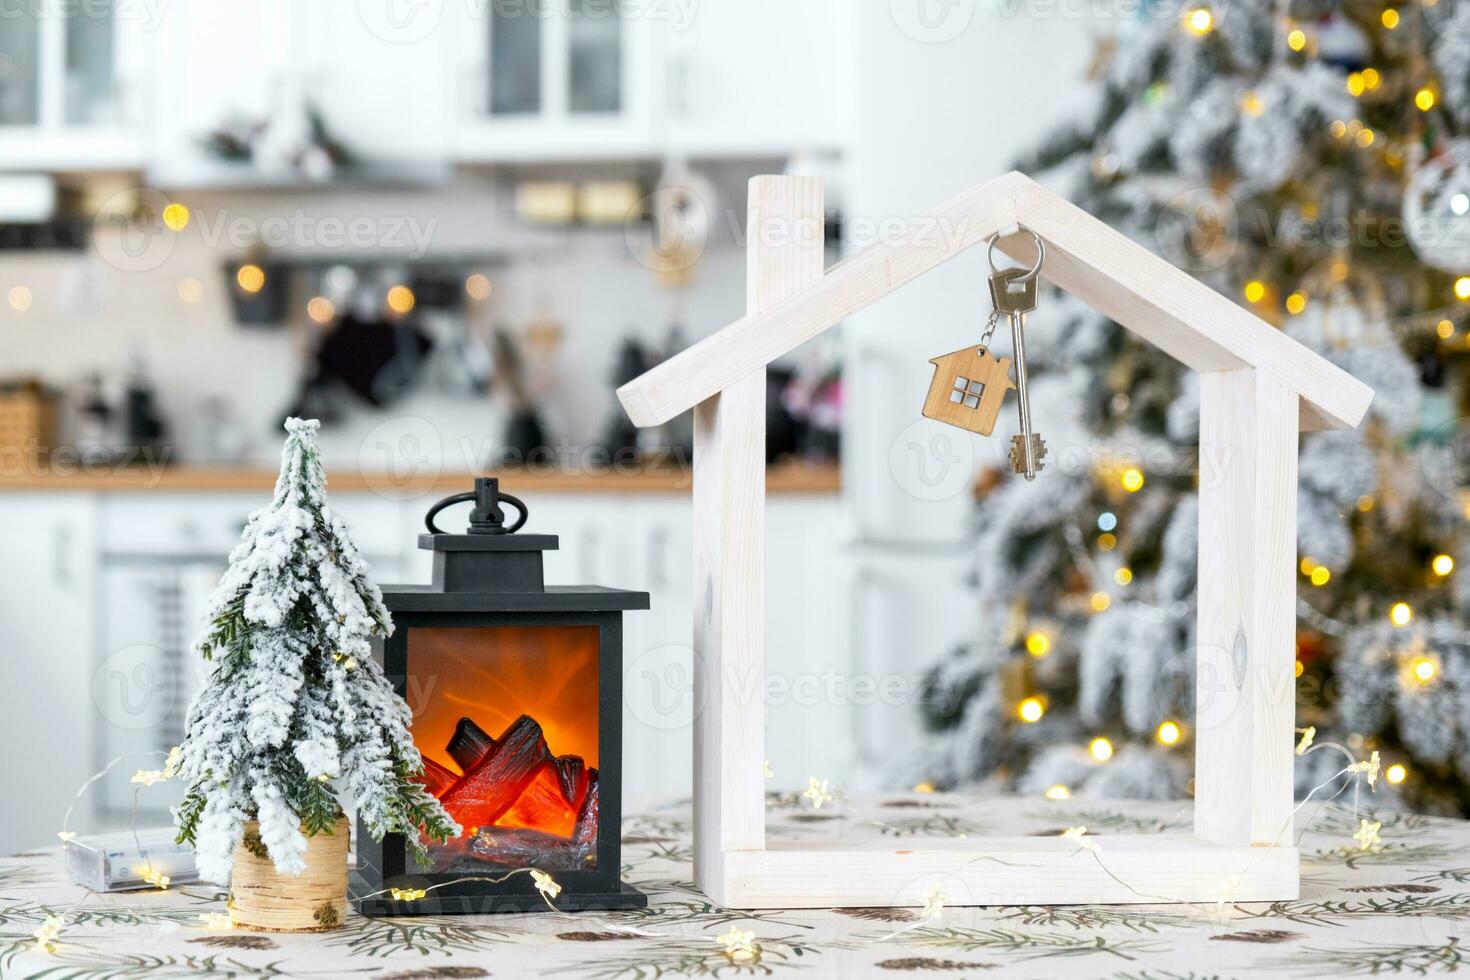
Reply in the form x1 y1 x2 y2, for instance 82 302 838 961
716 926 760 962
803 776 833 809
1017 696 1046 723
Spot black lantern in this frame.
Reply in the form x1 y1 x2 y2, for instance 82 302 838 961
353 478 649 915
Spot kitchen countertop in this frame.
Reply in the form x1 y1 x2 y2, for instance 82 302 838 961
0 460 841 495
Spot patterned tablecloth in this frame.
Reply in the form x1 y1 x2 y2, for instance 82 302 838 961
2 791 1467 979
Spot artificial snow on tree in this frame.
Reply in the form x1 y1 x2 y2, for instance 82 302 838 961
174 418 458 882
914 0 1470 814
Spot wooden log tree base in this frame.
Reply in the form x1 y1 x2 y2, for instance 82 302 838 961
229 816 350 932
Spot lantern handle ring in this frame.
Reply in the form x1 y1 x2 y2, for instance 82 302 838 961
425 478 528 535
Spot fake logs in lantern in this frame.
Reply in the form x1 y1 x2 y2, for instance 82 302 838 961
353 478 650 914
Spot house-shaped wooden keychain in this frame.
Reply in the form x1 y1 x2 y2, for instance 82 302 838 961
615 172 1374 910
922 347 1016 435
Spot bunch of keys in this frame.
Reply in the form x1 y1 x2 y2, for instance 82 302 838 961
987 231 1047 480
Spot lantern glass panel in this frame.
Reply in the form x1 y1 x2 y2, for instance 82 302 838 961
406 625 601 874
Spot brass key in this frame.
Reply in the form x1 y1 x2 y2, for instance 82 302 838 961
989 267 1047 479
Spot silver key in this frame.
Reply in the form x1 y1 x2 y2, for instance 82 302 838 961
989 268 1046 480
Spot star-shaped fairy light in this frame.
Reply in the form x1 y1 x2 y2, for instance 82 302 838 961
1349 750 1381 788
141 867 171 890
1062 826 1100 853
803 777 832 809
1354 819 1382 851
921 881 948 920
198 912 232 929
716 926 759 961
389 887 428 902
531 869 562 901
1209 874 1244 924
1295 726 1315 756
32 914 64 955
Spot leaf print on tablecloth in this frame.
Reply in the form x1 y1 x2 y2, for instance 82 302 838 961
1342 883 1440 894
1311 843 1453 869
558 931 646 941
1267 938 1467 976
1248 894 1470 925
1209 929 1301 943
873 815 989 838
880 799 953 810
611 898 815 931
875 956 998 970
1026 807 1187 834
325 916 516 957
379 968 492 980
1414 866 1470 884
1308 804 1431 837
836 908 919 923
995 905 1201 933
557 934 822 980
873 926 1165 962
186 934 279 950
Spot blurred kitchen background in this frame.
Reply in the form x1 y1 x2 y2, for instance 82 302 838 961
0 1 1094 852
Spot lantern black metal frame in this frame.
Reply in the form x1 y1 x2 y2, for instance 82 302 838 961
351 478 650 916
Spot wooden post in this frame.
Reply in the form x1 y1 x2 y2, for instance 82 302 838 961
1194 368 1299 847
692 176 824 899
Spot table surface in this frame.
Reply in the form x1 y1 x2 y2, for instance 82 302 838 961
3 792 1466 979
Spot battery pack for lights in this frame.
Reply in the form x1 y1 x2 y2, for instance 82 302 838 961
63 829 200 892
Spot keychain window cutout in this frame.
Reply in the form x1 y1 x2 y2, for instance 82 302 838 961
923 348 1016 436
950 376 985 408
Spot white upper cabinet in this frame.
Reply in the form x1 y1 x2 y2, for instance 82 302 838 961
0 1 150 171
449 0 853 162
451 0 658 162
147 1 452 187
7 1 855 177
660 0 853 157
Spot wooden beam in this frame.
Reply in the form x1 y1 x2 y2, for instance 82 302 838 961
617 172 1372 433
1194 368 1299 848
715 836 1299 908
692 176 825 901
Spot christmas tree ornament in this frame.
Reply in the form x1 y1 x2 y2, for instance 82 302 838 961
173 418 458 931
354 476 650 916
1403 140 1470 273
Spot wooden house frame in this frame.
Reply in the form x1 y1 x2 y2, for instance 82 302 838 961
617 172 1374 908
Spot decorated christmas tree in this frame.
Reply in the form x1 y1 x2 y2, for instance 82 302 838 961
914 0 1470 813
175 418 458 882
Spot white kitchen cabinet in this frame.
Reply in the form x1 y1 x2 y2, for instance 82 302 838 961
619 497 693 809
0 495 99 853
145 1 295 179
92 492 407 820
450 0 659 163
844 545 975 790
617 493 846 807
0 5 149 171
660 0 854 157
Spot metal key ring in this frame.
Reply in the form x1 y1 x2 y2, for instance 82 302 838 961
986 229 1046 282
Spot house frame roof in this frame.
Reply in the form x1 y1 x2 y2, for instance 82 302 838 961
617 171 1373 433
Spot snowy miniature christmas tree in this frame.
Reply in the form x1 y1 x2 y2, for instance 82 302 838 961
174 418 458 883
